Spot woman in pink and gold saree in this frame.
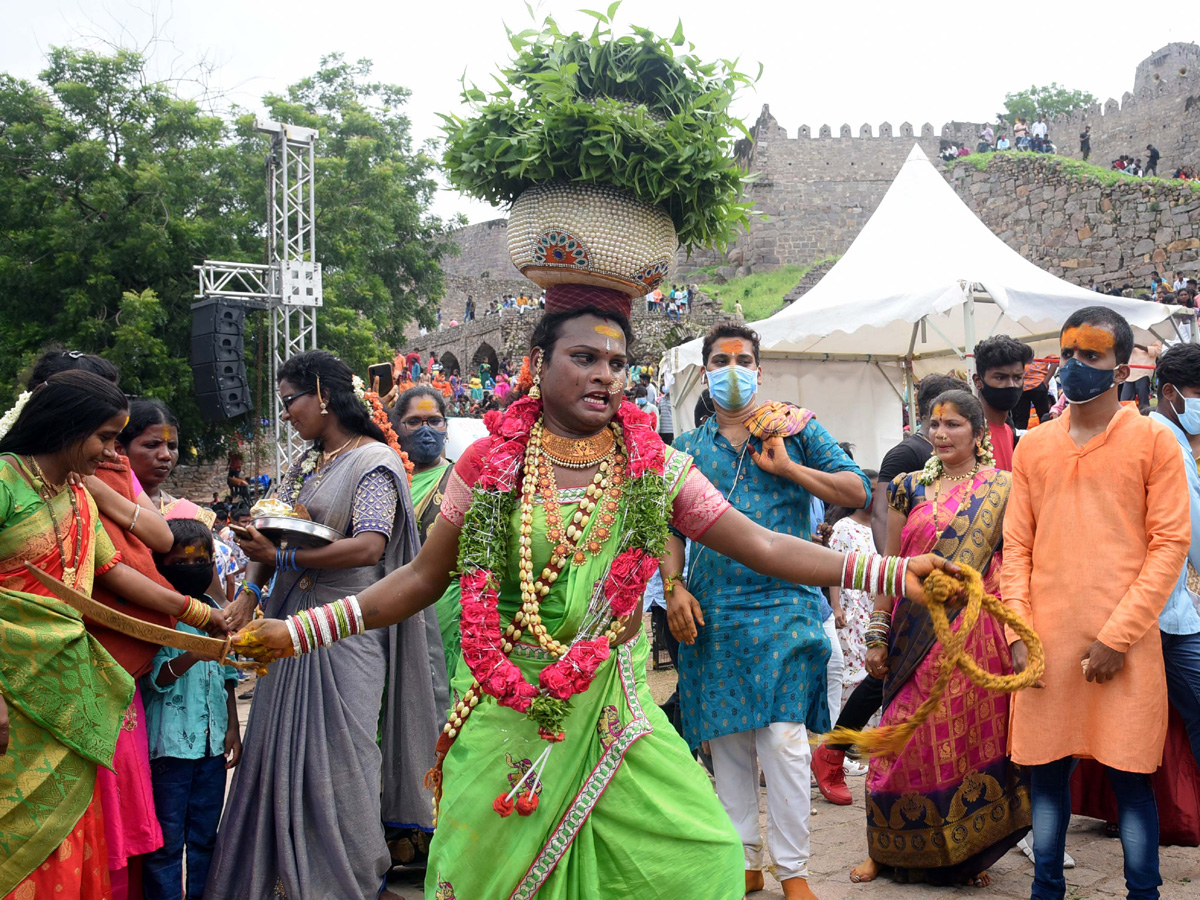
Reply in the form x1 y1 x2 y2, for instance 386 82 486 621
853 390 1030 887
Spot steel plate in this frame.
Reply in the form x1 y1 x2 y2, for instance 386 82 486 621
250 515 344 548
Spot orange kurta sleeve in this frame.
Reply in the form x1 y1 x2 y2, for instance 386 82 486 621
1095 425 1189 653
1001 442 1036 647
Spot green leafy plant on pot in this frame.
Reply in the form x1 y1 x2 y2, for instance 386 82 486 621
439 4 757 297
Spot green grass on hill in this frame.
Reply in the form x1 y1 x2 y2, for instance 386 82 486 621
948 150 1200 192
707 258 838 321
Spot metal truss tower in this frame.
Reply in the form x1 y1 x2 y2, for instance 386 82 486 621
195 119 322 480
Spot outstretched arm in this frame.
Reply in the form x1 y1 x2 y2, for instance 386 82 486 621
97 562 229 635
694 507 950 603
236 517 462 653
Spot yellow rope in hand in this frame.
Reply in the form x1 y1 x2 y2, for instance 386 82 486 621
823 563 1044 758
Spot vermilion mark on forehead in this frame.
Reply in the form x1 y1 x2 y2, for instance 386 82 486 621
718 339 749 355
1061 324 1115 353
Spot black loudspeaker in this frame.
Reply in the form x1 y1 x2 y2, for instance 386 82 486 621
191 300 251 421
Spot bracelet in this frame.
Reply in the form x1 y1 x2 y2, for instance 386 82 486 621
285 595 364 655
842 552 908 597
238 582 263 604
128 504 141 533
165 657 180 680
177 596 212 630
662 573 681 595
275 547 301 572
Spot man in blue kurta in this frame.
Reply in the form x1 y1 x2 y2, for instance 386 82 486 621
668 325 871 900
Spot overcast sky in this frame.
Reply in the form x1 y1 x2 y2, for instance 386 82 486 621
5 1 1196 224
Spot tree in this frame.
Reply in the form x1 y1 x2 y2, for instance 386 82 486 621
0 48 255 445
0 47 456 452
999 83 1097 126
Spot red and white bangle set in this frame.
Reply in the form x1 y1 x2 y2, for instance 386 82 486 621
841 551 907 598
285 595 365 656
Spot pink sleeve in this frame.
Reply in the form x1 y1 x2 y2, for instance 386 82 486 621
437 470 472 528
669 466 731 540
130 468 144 497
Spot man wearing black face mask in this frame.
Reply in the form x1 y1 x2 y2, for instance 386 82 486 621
972 335 1033 471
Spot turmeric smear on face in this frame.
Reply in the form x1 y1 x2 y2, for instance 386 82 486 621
593 324 623 340
1061 324 1115 354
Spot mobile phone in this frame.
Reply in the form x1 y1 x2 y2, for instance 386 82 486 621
368 363 393 396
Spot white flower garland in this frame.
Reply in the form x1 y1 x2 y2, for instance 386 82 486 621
0 391 32 442
351 375 372 413
916 428 996 485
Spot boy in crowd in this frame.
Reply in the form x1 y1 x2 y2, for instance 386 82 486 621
143 519 242 900
972 335 1034 470
1004 307 1187 900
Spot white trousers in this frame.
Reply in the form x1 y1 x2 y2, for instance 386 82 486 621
822 613 845 720
709 722 812 880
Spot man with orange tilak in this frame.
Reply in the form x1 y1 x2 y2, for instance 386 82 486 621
1002 306 1189 900
668 324 871 900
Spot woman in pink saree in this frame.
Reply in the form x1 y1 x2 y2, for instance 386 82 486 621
851 390 1030 886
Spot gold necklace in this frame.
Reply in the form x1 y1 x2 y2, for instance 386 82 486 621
317 435 358 467
517 420 626 657
27 456 84 588
540 428 617 469
931 462 979 529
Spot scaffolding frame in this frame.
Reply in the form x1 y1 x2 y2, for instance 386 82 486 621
196 120 322 480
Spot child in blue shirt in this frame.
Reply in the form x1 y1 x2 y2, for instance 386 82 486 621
142 519 241 900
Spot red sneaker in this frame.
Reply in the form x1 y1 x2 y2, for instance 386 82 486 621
812 744 852 805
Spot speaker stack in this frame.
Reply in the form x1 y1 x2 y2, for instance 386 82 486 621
191 300 252 421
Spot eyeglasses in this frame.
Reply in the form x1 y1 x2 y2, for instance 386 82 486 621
398 415 447 431
280 389 314 411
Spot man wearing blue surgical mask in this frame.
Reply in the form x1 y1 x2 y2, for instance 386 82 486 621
1004 306 1189 900
1146 345 1200 775
667 325 871 899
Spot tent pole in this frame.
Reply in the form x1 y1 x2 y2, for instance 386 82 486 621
904 360 918 432
963 290 978 375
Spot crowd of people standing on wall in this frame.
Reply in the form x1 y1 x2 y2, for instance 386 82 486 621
967 115 1057 156
6 300 1200 900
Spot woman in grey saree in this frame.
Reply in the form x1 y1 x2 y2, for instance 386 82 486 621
209 350 447 899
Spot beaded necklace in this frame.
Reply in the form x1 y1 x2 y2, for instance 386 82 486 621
25 456 84 588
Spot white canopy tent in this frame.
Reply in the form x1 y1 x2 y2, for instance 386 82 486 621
663 144 1192 467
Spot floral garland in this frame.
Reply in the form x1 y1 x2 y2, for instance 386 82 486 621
0 391 31 441
455 395 670 742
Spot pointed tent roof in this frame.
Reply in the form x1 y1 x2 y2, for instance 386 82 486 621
667 145 1187 373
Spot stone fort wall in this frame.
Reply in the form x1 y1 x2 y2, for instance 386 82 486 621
949 153 1200 290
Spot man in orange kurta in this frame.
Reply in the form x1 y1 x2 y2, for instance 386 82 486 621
1002 307 1188 900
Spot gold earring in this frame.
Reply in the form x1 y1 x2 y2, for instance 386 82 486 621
529 354 543 400
317 375 329 415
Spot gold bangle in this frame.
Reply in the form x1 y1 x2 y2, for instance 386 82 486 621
129 503 141 532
